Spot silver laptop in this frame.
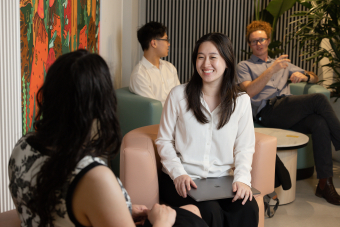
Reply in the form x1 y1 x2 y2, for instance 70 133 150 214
187 176 261 202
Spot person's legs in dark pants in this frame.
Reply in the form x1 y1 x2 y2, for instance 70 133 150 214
260 93 340 205
290 114 340 205
260 93 340 149
290 114 333 179
159 172 224 227
142 207 209 227
218 198 259 227
159 172 259 226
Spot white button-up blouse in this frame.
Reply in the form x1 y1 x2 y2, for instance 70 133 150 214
155 84 255 186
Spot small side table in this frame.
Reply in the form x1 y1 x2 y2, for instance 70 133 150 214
255 128 309 205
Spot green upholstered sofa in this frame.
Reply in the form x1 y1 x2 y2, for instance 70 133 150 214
254 82 330 180
110 87 163 175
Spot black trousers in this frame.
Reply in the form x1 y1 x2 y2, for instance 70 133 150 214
159 172 259 227
259 93 340 179
143 206 209 227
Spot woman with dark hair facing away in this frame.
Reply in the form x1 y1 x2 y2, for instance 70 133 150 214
156 33 259 227
8 49 208 227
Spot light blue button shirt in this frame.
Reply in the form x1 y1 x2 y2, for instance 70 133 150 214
237 55 304 117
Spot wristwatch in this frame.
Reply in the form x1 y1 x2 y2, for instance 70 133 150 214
305 72 310 83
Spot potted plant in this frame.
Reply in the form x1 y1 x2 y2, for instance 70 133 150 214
291 0 340 99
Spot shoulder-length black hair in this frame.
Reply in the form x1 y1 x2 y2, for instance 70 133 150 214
26 49 121 226
186 33 242 129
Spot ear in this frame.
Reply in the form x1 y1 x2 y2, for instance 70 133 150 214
150 39 157 49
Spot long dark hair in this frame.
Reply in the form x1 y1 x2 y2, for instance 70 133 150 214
186 33 242 129
26 49 121 226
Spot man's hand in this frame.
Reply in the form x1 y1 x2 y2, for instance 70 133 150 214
289 72 308 83
131 204 148 225
173 175 197 198
232 181 253 205
269 55 291 74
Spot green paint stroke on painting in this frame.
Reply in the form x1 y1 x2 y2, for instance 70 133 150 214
26 82 30 134
22 74 27 135
49 31 58 48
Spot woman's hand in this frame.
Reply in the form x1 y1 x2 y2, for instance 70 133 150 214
147 203 176 227
174 175 197 198
131 204 148 225
232 181 253 205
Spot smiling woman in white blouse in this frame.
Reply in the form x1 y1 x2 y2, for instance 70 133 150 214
156 33 259 227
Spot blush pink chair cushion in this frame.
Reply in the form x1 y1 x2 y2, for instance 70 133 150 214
120 124 277 227
0 209 21 227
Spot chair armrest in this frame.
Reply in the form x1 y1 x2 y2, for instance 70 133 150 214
290 82 330 100
120 126 160 209
251 132 277 197
0 210 21 227
116 87 163 136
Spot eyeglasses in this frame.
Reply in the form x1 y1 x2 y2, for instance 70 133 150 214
249 38 267 46
155 38 170 43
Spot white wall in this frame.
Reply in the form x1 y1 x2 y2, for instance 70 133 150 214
0 1 21 212
100 0 141 89
100 0 123 89
318 39 335 89
122 0 141 87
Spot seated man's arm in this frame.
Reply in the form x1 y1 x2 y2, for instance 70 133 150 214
129 72 158 100
237 55 290 98
289 70 318 84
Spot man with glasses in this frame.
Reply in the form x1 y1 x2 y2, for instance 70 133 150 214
129 21 180 106
236 20 340 206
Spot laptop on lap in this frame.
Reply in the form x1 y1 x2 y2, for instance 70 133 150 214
187 176 261 202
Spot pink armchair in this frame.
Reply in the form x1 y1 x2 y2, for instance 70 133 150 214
120 124 277 227
0 209 21 227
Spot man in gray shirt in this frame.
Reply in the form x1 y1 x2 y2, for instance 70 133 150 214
237 20 340 205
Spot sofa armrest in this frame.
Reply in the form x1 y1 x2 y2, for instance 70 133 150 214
116 87 163 136
290 82 330 99
251 132 277 197
120 125 160 209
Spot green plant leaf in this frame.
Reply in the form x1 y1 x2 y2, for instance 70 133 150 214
259 9 274 25
297 0 313 8
254 0 261 21
266 0 297 19
266 0 297 40
329 38 340 60
291 12 309 17
268 40 282 49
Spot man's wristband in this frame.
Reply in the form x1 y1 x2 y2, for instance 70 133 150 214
305 73 310 83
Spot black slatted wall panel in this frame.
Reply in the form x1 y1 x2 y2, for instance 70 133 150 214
143 0 314 83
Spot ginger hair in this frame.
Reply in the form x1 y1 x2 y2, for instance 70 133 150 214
246 21 272 43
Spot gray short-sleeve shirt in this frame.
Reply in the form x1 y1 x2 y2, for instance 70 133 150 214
237 54 304 117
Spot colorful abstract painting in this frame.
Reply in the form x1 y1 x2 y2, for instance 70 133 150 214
20 0 100 135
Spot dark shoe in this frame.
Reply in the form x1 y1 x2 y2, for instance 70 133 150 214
315 177 340 205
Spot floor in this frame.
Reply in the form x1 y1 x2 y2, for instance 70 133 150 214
265 161 340 227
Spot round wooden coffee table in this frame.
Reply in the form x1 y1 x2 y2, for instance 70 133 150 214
255 128 309 205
